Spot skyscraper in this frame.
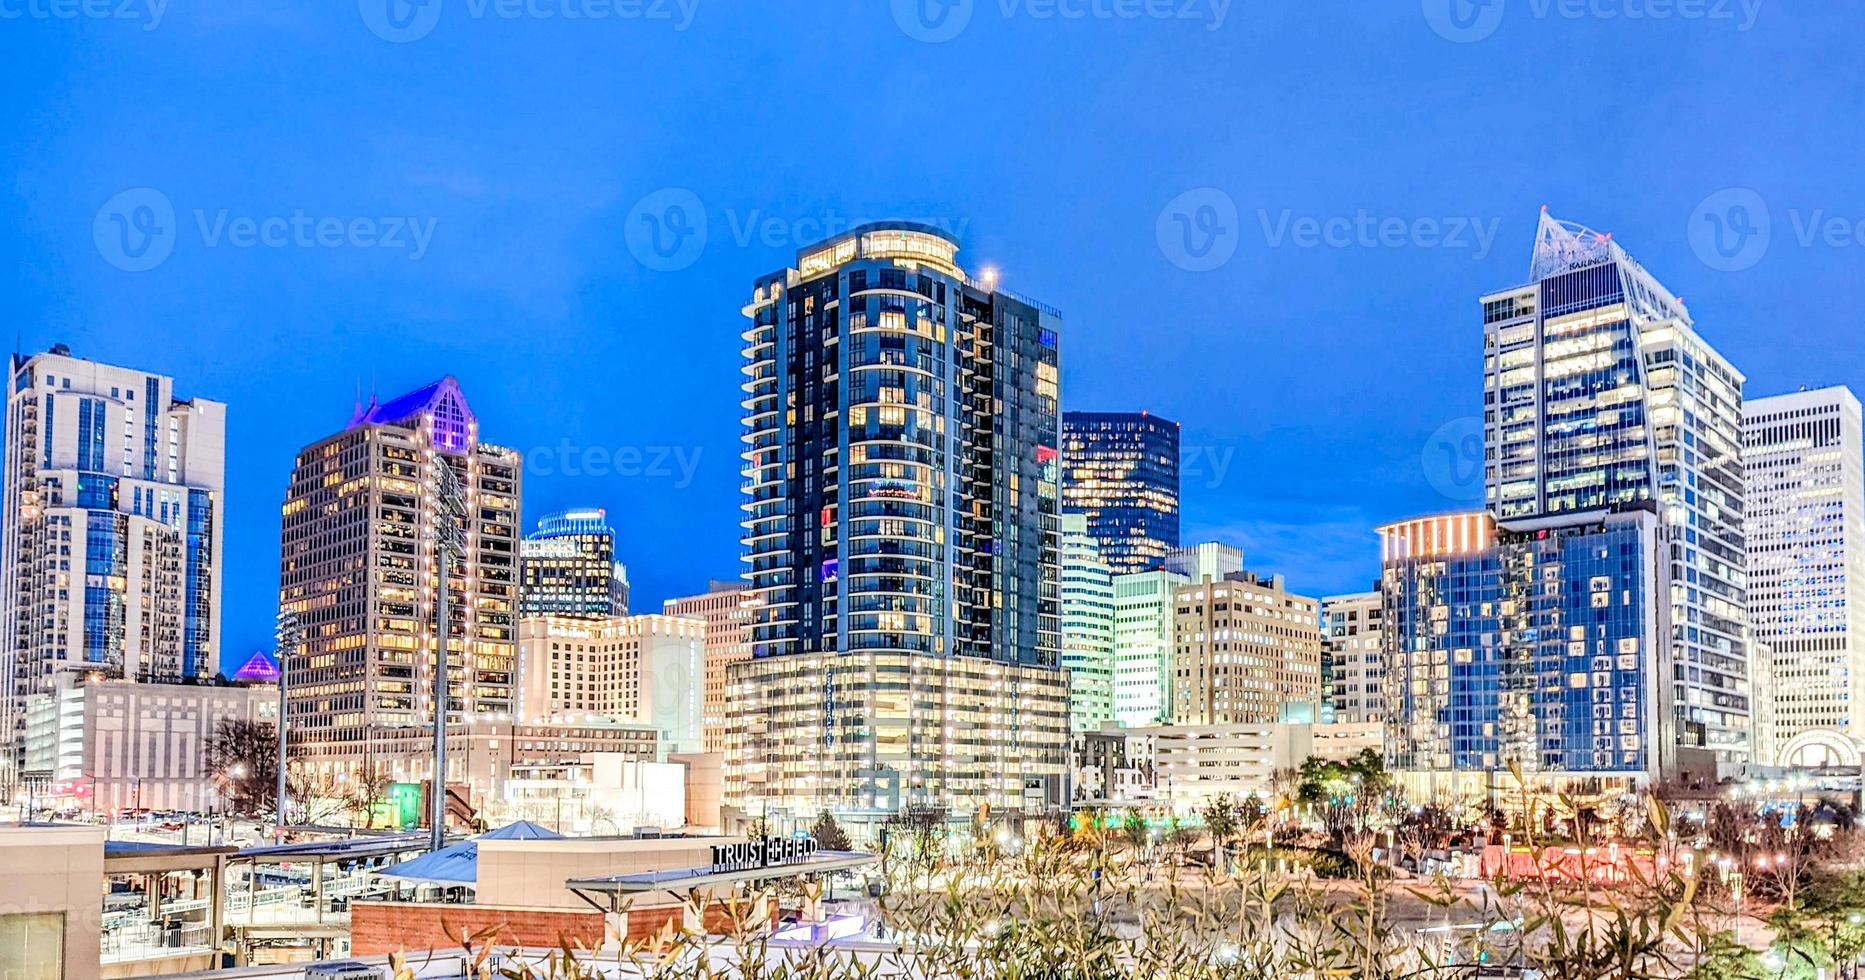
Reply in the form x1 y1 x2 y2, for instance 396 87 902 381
519 508 629 618
1062 411 1180 574
1484 210 1750 759
1111 568 1186 728
1109 541 1240 728
516 613 704 752
278 377 522 777
1060 514 1116 732
1 346 226 787
663 579 754 754
1743 387 1865 763
1381 509 1672 793
1171 570 1322 725
1321 591 1383 725
728 222 1070 828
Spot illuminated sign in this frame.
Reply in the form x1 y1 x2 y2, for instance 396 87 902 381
711 836 819 873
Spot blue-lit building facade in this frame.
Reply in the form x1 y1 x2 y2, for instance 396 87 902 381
519 508 630 617
1382 509 1673 795
726 223 1071 830
0 346 226 790
1061 411 1180 575
1485 211 1749 761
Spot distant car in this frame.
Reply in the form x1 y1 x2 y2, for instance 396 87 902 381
303 961 381 980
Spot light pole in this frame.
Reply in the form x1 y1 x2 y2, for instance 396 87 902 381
274 612 300 845
431 457 467 853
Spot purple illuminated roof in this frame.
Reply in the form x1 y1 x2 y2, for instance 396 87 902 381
230 649 280 683
348 376 476 452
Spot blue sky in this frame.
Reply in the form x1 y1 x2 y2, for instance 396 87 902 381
3 0 1861 666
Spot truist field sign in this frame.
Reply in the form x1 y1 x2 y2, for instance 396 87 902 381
711 836 819 873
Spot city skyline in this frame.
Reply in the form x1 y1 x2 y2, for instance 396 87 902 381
6 5 1862 662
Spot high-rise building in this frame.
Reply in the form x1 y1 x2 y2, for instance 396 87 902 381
516 614 704 752
1061 411 1180 574
663 579 754 753
1 346 226 790
1381 509 1673 795
1060 514 1116 731
1109 541 1240 729
278 377 522 772
1321 591 1384 725
729 222 1069 827
1163 541 1244 583
1484 210 1749 759
1112 568 1187 728
520 508 629 618
1743 387 1865 763
1171 570 1322 725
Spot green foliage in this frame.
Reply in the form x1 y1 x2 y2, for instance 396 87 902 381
809 810 854 852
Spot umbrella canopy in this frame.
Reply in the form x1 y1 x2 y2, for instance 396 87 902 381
477 820 561 841
375 821 563 886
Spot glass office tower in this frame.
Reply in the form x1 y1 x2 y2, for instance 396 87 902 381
1483 210 1749 761
1381 509 1673 795
519 508 629 618
727 223 1069 830
1062 411 1180 574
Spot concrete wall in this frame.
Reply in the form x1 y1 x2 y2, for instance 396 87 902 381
0 826 106 980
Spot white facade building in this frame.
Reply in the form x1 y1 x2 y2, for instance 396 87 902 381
1321 591 1384 725
517 614 705 753
1743 388 1865 763
1078 722 1382 811
2 346 226 795
22 674 272 816
1060 514 1116 731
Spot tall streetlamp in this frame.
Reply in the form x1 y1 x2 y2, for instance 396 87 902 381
274 612 301 845
431 457 467 853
